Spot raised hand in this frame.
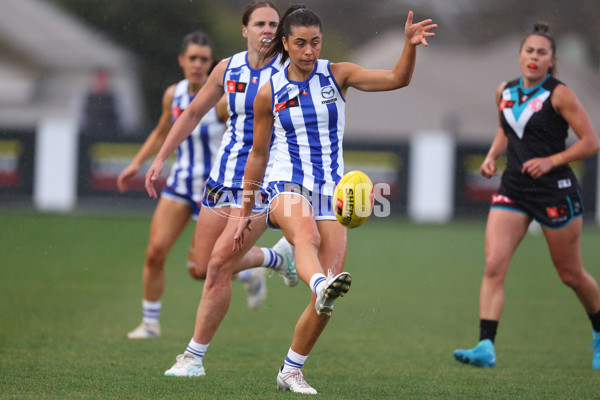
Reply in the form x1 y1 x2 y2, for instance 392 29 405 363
405 11 437 47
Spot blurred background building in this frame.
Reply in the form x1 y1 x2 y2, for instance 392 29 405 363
0 0 598 223
0 0 143 211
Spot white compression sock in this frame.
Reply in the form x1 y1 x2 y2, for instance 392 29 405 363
309 273 327 296
142 299 161 323
282 348 309 373
185 338 209 360
260 247 281 269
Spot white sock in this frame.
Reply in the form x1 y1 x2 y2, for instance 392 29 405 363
142 299 161 323
309 273 327 296
282 348 308 373
184 338 209 360
260 247 281 269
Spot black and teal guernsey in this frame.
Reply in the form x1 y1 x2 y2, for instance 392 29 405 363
497 74 580 200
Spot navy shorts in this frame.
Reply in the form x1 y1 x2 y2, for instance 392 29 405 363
490 191 583 229
161 187 201 220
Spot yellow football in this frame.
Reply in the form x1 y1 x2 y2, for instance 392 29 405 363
334 170 374 228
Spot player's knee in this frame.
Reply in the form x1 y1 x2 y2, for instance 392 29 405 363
207 250 236 276
145 242 167 270
204 266 232 294
483 256 508 282
557 268 581 289
294 229 321 252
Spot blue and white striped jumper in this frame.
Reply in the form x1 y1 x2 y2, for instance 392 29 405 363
163 79 224 216
204 52 284 197
268 60 346 197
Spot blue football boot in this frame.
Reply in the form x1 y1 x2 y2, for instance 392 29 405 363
592 330 600 370
454 339 496 367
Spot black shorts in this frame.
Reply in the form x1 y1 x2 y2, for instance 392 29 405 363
490 191 583 229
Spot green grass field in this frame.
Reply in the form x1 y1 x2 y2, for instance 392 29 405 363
1 211 599 399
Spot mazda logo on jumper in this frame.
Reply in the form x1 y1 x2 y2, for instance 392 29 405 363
321 86 335 99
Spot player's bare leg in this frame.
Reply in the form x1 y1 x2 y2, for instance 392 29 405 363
128 198 192 339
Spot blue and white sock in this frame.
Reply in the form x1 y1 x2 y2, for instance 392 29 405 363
260 247 281 269
184 338 209 360
142 299 161 324
282 348 308 373
309 273 327 296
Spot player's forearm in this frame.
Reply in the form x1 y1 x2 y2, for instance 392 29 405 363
390 40 417 88
553 136 600 167
155 114 198 162
241 152 268 217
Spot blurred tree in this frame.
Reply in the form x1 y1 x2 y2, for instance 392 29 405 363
48 0 351 131
49 0 249 133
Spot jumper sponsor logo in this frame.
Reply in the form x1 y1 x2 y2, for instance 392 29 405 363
557 178 571 189
226 80 247 93
321 86 336 104
275 96 299 112
251 77 258 84
321 86 335 99
171 106 183 118
527 98 543 113
499 99 515 110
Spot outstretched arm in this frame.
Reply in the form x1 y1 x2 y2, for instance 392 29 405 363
333 11 437 93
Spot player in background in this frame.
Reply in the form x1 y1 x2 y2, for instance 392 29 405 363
453 23 600 369
144 1 298 371
234 5 436 393
118 31 228 339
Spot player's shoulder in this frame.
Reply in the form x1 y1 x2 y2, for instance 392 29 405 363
550 80 577 108
227 51 248 69
329 61 361 83
163 83 178 104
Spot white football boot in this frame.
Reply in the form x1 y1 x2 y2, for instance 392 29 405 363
164 354 205 377
272 237 299 287
315 272 352 316
127 320 161 339
244 267 267 309
276 366 317 394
